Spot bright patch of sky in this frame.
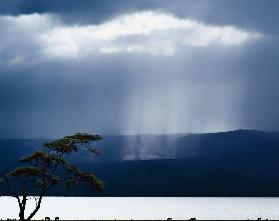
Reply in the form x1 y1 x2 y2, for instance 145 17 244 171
0 11 261 64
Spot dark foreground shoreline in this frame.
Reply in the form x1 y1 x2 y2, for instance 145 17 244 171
14 220 276 221
21 220 277 221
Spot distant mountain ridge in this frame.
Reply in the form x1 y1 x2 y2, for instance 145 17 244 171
1 129 279 196
1 129 279 162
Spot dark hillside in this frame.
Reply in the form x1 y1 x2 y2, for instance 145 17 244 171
1 130 279 196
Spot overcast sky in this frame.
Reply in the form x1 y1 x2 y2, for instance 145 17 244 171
0 0 278 138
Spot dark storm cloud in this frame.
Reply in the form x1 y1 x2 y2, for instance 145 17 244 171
2 39 277 138
0 59 133 138
0 0 278 138
234 38 279 130
0 0 154 24
0 0 278 35
159 0 279 35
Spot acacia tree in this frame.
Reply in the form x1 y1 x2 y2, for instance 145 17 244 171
0 133 104 221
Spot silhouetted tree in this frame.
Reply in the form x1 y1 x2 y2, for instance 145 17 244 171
0 133 104 221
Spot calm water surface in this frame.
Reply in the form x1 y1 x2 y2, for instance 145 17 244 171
1 197 279 220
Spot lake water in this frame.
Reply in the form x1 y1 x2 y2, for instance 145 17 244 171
1 197 279 220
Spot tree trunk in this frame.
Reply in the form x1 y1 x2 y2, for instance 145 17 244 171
19 208 25 221
26 195 43 221
17 195 43 221
19 195 27 221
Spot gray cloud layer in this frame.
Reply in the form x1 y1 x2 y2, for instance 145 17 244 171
0 1 278 138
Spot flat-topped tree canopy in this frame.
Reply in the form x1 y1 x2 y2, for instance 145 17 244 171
0 132 104 221
43 133 103 153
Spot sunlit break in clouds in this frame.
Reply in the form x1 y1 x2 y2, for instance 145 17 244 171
0 0 278 138
0 11 261 62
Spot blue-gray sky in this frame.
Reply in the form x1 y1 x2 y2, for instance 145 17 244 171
0 0 278 138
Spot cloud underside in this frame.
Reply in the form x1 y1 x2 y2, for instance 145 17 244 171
1 9 276 138
0 11 260 64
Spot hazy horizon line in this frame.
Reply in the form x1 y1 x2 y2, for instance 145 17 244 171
0 128 277 140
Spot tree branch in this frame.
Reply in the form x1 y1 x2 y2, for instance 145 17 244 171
26 194 43 221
